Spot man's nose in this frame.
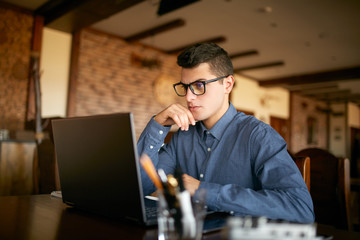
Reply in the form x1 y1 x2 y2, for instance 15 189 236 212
185 87 196 101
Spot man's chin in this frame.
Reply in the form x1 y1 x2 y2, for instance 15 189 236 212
189 108 203 122
192 114 202 122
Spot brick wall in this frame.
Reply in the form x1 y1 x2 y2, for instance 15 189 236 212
70 29 182 138
0 6 33 133
290 93 328 153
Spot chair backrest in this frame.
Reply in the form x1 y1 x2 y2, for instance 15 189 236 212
293 156 311 192
295 148 352 231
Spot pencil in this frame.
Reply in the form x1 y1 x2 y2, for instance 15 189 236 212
139 154 163 190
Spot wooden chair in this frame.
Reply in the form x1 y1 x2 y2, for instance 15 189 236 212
295 148 352 231
293 156 311 192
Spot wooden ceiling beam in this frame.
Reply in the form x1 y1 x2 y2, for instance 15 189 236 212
306 89 351 98
35 0 84 25
286 82 338 91
229 50 259 59
125 19 185 42
234 61 284 72
316 93 360 103
259 66 360 87
297 86 340 95
157 0 200 16
35 0 144 33
166 36 226 54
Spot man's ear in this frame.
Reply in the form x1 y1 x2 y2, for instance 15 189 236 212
224 75 235 94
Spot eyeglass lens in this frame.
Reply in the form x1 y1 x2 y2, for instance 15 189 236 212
175 82 205 96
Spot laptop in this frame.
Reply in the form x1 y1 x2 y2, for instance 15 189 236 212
52 112 157 226
52 112 228 231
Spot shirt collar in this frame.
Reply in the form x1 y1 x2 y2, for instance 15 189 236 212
197 102 237 141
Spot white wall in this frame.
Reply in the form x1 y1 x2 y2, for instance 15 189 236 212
40 27 72 118
329 103 347 157
231 74 289 123
328 103 360 158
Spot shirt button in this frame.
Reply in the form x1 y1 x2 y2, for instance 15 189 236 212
200 174 204 178
159 130 164 135
230 211 234 215
150 145 154 149
206 131 210 135
207 148 211 152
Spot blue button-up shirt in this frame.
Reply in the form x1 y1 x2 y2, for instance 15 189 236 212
137 103 314 223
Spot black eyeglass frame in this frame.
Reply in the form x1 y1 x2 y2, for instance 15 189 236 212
173 75 229 96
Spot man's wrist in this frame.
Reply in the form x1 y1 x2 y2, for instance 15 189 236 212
153 115 164 126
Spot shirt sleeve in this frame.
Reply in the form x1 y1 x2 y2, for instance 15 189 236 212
199 125 315 224
137 117 172 195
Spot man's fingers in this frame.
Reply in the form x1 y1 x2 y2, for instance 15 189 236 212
186 110 196 126
182 174 200 196
168 104 192 130
176 104 195 129
178 111 190 130
171 114 184 130
154 103 195 130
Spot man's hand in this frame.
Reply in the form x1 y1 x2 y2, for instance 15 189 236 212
154 103 196 131
182 174 200 196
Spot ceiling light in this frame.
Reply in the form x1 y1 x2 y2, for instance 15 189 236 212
259 6 273 13
264 6 273 13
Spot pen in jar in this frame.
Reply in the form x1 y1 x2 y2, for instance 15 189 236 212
139 154 163 190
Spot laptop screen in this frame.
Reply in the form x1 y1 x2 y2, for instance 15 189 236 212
52 113 154 225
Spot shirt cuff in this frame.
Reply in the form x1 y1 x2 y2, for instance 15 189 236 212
148 117 171 138
198 181 221 211
143 117 171 151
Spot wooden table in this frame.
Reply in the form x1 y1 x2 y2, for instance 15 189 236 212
0 194 219 240
1 195 360 240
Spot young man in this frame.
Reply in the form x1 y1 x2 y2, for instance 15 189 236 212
137 43 314 223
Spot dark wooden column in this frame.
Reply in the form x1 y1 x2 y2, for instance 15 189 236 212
26 15 44 122
66 30 81 117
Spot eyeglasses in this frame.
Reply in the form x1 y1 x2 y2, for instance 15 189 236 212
173 75 228 97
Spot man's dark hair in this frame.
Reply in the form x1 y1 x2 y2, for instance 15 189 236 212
177 42 234 77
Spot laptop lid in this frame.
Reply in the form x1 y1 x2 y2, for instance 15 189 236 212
52 112 156 226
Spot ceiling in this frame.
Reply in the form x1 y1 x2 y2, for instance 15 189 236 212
3 0 360 105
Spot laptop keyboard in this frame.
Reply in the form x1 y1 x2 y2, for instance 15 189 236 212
145 206 158 219
144 197 158 220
